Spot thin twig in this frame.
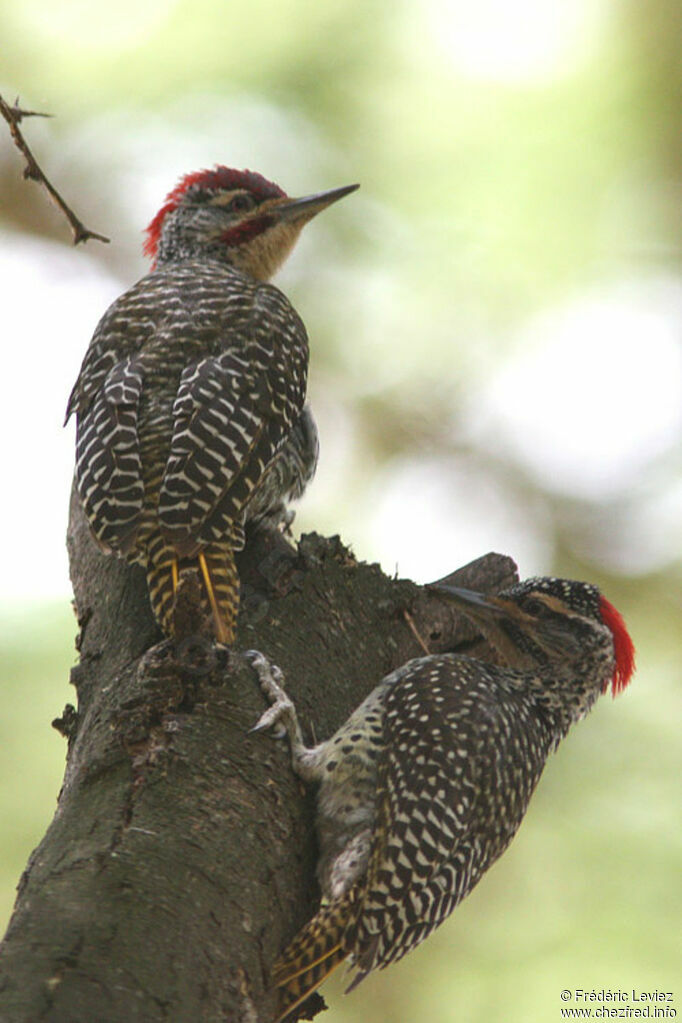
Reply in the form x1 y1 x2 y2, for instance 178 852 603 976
402 608 431 655
0 94 109 245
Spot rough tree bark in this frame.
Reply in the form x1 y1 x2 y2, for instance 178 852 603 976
0 486 517 1023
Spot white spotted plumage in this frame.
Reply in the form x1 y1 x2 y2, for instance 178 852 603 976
248 577 635 1018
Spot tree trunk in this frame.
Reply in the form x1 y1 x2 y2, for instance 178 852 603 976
0 486 517 1023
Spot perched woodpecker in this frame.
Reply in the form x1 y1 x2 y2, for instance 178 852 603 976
66 168 357 643
249 576 635 1019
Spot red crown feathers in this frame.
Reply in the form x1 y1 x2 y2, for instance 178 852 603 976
599 596 635 696
143 166 286 261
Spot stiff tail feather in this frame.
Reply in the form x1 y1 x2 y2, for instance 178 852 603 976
146 533 240 644
271 897 354 1022
146 532 178 638
197 545 239 644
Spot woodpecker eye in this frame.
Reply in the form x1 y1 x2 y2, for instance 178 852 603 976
523 597 550 617
227 193 256 213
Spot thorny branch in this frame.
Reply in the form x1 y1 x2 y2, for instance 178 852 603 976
0 94 109 246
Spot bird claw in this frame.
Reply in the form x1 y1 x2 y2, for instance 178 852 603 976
244 649 286 688
245 649 294 740
250 708 288 740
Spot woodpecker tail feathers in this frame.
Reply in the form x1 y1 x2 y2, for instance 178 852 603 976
196 546 239 644
271 896 355 1021
146 532 178 639
145 532 240 644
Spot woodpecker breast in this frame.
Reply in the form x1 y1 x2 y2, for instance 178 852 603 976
311 654 555 965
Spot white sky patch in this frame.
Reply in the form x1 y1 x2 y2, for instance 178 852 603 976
471 278 682 501
0 235 122 600
369 455 552 584
422 0 608 83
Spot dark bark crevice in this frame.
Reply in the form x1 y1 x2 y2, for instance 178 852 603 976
0 486 517 1023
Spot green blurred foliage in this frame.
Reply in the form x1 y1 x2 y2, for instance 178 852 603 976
1 0 680 1018
0 604 74 926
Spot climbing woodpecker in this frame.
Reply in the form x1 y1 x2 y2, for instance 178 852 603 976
66 167 357 643
248 576 635 1019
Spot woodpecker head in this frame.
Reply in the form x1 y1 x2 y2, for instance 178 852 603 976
143 166 359 279
432 576 635 720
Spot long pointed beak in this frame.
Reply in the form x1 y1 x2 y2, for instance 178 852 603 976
428 584 510 617
273 183 359 223
429 583 528 667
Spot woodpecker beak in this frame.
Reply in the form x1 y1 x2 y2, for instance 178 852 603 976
428 583 532 666
272 183 359 224
428 582 523 631
428 584 509 617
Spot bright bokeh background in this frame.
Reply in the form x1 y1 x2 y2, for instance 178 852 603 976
1 0 680 1019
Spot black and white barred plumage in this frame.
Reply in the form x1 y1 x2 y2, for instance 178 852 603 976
66 167 356 643
246 404 319 533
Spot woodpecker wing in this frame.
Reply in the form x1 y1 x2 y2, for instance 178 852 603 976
244 403 319 530
66 346 117 425
66 272 184 555
347 655 550 982
157 283 308 555
70 350 145 555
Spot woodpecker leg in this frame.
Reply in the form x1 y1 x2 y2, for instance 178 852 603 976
247 651 302 742
246 651 320 782
280 506 296 536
